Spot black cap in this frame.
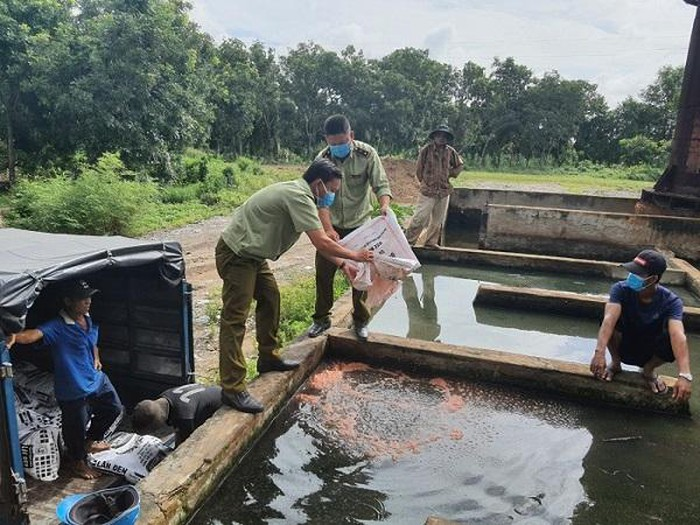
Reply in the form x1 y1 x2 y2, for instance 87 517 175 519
621 249 667 277
64 279 99 300
428 124 454 141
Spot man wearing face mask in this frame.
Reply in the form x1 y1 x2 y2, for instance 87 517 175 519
215 159 374 413
405 124 464 248
589 249 692 401
307 114 392 341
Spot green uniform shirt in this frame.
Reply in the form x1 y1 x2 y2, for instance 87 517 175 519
221 178 322 261
317 140 392 229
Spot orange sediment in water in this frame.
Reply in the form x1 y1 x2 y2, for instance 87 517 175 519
295 361 471 461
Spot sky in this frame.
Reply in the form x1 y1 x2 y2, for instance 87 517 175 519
188 0 697 107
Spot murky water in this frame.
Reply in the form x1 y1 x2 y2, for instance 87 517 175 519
190 265 700 524
190 362 700 525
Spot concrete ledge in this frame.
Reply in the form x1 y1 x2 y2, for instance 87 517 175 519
414 246 687 285
326 330 689 416
480 204 700 261
451 188 640 214
672 257 700 298
473 283 700 332
137 288 358 524
138 336 328 524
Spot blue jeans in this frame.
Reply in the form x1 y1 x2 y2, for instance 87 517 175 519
58 374 123 461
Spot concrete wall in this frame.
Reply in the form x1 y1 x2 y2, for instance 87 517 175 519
327 331 689 416
413 246 688 284
447 188 639 229
480 205 700 262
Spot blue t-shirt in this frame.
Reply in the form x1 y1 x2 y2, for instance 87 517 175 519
38 312 103 401
609 281 684 338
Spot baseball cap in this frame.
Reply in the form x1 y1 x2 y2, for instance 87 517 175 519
621 249 667 277
64 280 99 300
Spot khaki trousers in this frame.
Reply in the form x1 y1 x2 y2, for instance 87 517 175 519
216 238 281 394
405 194 450 246
313 226 370 326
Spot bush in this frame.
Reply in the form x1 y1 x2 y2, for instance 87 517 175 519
6 153 157 236
160 184 200 204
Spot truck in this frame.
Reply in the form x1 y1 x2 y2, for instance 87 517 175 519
0 228 194 523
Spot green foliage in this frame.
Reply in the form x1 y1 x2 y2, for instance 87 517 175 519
0 0 684 184
7 153 157 235
160 184 200 204
619 135 670 167
205 273 349 370
278 274 349 347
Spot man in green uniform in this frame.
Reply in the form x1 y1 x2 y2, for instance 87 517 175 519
216 159 374 413
307 114 392 341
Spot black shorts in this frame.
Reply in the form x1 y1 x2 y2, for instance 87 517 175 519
617 330 675 367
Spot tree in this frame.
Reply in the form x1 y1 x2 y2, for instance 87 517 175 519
32 0 216 170
210 39 260 156
0 0 73 182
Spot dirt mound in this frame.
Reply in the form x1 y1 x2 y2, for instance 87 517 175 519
383 158 419 205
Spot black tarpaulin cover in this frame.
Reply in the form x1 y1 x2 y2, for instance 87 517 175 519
0 228 185 335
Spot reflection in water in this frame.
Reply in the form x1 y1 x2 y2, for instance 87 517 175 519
402 268 440 342
371 268 600 365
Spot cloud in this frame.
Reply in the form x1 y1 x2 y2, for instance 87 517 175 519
189 0 697 106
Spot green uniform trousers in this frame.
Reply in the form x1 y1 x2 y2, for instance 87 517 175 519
216 238 281 394
312 226 370 326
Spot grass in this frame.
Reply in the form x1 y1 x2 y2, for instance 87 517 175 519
206 273 350 382
455 170 654 195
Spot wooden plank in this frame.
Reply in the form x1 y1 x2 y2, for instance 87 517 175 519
326 330 689 417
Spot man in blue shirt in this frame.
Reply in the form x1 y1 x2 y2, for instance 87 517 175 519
7 279 123 479
589 250 692 401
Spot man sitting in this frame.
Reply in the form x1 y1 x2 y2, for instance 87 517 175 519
589 249 692 401
131 384 222 445
7 279 123 479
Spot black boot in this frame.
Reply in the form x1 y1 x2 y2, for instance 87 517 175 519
221 390 263 413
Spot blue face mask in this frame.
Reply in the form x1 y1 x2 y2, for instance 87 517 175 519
626 272 652 292
316 181 336 208
329 142 351 159
317 192 335 208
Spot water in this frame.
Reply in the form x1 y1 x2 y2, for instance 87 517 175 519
190 362 700 525
190 265 700 524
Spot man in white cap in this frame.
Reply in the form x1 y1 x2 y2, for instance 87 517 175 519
589 249 692 401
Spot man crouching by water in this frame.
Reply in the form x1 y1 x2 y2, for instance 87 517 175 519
590 249 692 402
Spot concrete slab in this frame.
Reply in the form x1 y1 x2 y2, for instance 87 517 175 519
473 283 700 332
414 246 687 284
137 336 328 524
326 330 689 416
672 257 700 298
480 204 700 261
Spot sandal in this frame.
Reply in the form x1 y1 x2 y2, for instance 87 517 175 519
643 374 669 395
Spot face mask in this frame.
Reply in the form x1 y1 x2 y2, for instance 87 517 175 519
626 272 653 292
329 142 351 159
315 181 336 208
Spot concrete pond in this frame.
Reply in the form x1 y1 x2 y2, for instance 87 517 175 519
128 189 700 525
